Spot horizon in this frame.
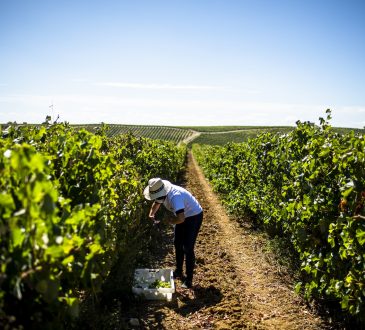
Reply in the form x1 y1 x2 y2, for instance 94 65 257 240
3 119 363 131
1 1 364 128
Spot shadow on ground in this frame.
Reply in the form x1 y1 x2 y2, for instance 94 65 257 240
173 284 223 316
129 284 223 329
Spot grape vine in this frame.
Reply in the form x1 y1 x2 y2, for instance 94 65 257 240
0 118 186 328
193 110 365 321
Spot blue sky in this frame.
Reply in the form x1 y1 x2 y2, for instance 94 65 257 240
0 0 364 127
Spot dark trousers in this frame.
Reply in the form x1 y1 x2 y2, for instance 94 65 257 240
174 211 203 282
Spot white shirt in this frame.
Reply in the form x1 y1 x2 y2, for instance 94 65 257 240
163 184 202 218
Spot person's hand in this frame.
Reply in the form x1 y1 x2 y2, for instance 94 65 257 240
149 215 161 225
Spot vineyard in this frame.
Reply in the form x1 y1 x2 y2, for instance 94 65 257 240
192 110 365 324
184 126 365 146
72 124 196 144
1 111 365 328
190 127 293 146
4 123 363 147
0 117 186 329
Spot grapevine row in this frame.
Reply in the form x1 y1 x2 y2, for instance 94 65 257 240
192 110 365 321
72 124 195 143
0 117 186 328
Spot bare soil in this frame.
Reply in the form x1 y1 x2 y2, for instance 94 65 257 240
122 152 335 329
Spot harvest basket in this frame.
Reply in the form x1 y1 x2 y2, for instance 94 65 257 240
132 268 175 301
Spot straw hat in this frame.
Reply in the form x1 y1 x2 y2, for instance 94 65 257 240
143 178 172 200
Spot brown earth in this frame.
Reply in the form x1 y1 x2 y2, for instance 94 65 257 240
122 152 335 329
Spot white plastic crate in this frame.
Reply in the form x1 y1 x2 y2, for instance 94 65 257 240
132 268 175 301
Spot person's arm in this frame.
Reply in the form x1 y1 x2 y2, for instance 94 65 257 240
168 209 185 224
149 202 161 221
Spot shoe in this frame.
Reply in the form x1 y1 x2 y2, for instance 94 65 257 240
173 270 183 279
181 280 192 289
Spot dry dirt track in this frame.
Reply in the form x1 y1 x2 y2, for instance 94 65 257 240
129 152 331 329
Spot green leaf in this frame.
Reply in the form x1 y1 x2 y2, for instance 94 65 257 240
294 282 302 294
342 186 354 198
319 148 330 157
355 229 365 245
12 227 25 247
45 245 64 259
0 193 15 216
62 255 74 266
345 274 353 285
341 295 349 309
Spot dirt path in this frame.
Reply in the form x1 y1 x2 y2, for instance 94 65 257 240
127 152 331 329
181 130 201 145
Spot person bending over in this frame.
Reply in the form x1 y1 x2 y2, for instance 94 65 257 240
144 177 203 289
